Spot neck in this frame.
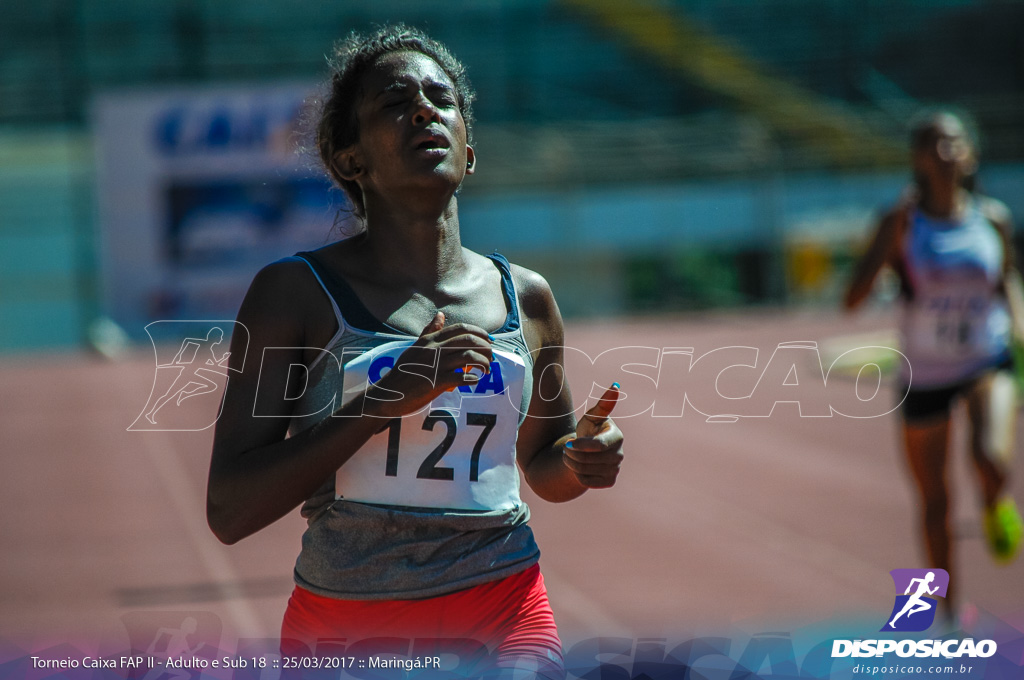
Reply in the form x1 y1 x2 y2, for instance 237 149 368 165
358 192 466 288
919 182 965 219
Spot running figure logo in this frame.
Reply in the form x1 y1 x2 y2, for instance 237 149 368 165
139 617 205 680
130 321 248 431
881 568 949 632
120 610 220 680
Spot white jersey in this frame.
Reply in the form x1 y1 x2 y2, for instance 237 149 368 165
899 200 1011 388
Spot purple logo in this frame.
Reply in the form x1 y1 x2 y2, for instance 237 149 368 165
881 568 949 632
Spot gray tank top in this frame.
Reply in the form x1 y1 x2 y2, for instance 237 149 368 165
285 250 540 599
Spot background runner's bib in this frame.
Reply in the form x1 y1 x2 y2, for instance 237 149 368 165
903 284 1010 361
337 340 527 511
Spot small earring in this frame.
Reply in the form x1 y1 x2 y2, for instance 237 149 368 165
466 161 473 168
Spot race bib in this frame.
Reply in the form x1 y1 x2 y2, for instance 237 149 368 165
910 293 987 358
335 340 527 511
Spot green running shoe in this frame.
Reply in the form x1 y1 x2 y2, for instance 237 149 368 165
984 497 1023 564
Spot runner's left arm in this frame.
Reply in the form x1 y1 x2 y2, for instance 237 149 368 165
512 266 623 502
983 197 1024 338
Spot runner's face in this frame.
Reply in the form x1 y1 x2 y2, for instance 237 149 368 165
347 51 473 201
913 116 975 187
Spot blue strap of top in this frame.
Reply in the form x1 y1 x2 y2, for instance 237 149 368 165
485 252 522 334
290 249 521 335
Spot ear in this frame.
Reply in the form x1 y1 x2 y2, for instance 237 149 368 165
333 148 365 182
465 145 476 175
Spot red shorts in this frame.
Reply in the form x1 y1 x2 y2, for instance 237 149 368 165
280 564 563 677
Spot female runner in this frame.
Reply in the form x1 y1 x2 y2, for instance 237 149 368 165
205 25 623 678
844 111 1023 618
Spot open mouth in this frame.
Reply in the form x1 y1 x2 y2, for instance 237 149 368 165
414 133 450 151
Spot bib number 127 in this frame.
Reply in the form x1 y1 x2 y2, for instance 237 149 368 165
380 410 497 481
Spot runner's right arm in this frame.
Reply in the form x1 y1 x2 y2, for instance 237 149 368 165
843 207 907 311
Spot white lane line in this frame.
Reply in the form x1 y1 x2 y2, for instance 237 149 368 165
138 432 266 639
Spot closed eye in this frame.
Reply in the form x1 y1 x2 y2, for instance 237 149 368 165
425 82 457 108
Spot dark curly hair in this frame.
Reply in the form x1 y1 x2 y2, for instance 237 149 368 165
315 24 476 218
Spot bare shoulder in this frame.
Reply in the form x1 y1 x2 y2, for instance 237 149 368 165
978 195 1014 232
245 258 318 315
878 202 911 233
880 203 907 223
252 257 314 285
509 264 558 317
509 263 564 348
237 258 329 348
863 203 913 258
